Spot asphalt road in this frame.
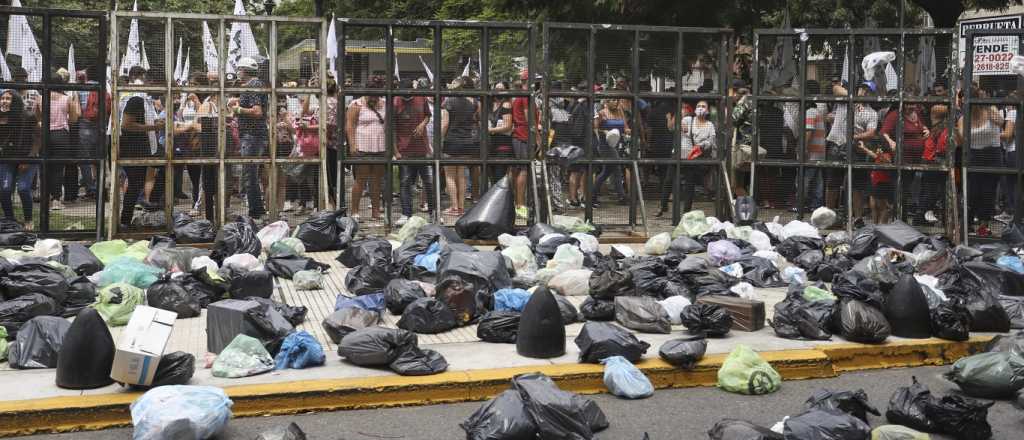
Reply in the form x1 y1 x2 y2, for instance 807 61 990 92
18 365 1024 440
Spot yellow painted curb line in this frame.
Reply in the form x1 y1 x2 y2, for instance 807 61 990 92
0 336 994 437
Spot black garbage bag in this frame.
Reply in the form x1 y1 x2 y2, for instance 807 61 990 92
777 236 824 262
172 213 216 244
0 294 59 338
813 254 855 284
734 196 758 225
707 419 782 440
883 274 933 339
623 257 669 297
436 251 512 325
735 256 785 288
667 236 705 256
225 269 274 300
177 270 225 308
874 220 927 251
345 261 395 296
944 351 1024 399
246 297 307 327
848 226 879 260
977 243 1014 262
658 335 707 369
456 175 515 240
680 303 733 337
55 308 114 389
147 275 202 318
0 219 36 246
395 225 464 269
554 296 580 324
924 394 994 440
795 249 825 272
389 346 449 376
688 269 740 297
614 296 671 334
932 298 973 341
963 288 1011 333
1001 295 1024 329
589 269 634 300
574 321 650 363
804 388 880 423
580 297 615 321
294 210 357 252
148 235 176 250
8 316 70 369
535 234 578 259
337 238 393 268
265 252 329 280
832 299 890 344
528 223 561 244
384 279 427 315
1004 222 1024 247
677 255 713 275
142 351 196 388
477 311 521 343
583 251 617 271
254 422 306 440
338 326 418 366
460 389 537 440
1 263 69 304
782 408 871 440
58 243 103 276
771 287 834 341
516 286 566 358
512 373 609 439
886 376 938 432
61 276 98 318
397 298 458 334
322 307 380 344
987 331 1024 357
242 300 295 356
210 215 261 263
831 271 884 308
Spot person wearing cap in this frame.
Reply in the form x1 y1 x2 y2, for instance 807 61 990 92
345 75 388 221
228 56 268 219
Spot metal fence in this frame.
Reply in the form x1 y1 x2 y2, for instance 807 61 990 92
0 6 108 240
751 28 958 237
108 11 327 239
962 29 1024 244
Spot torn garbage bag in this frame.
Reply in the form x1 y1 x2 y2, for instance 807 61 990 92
338 327 418 367
56 308 114 389
265 252 329 280
614 296 671 334
322 307 380 344
944 351 1024 398
212 334 275 378
885 377 937 432
707 419 782 440
516 286 566 358
602 355 653 399
575 321 650 363
883 274 933 339
130 385 232 440
477 311 520 343
680 303 733 337
388 346 448 376
580 297 616 321
146 275 201 318
436 251 511 325
384 279 426 315
923 394 994 440
210 215 262 263
456 175 515 240
512 373 609 439
397 298 458 334
804 388 880 423
274 331 325 370
658 335 707 369
460 389 537 440
717 345 781 395
782 409 872 440
7 316 70 369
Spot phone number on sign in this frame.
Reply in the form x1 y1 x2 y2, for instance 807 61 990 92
975 61 1011 72
975 53 1015 63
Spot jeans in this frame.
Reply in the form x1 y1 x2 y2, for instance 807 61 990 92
400 164 435 217
0 164 37 222
239 134 267 217
78 121 99 195
802 167 824 209
592 142 625 200
968 147 1003 222
1004 150 1018 216
46 129 78 201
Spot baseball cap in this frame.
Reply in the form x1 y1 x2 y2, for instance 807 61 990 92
237 57 259 71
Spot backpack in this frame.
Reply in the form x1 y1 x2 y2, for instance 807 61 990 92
83 91 108 121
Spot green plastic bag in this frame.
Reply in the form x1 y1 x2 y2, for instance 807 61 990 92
0 327 7 362
717 345 781 395
212 334 275 378
45 260 77 280
92 283 144 326
871 425 930 440
90 240 129 265
390 215 429 243
99 257 164 289
944 351 1024 398
726 226 754 242
269 237 306 257
124 241 151 261
552 215 596 233
802 286 837 302
673 210 710 238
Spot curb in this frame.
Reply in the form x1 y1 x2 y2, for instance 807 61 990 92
0 336 993 437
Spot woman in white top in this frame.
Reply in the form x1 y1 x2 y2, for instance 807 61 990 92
957 89 1004 232
668 100 716 213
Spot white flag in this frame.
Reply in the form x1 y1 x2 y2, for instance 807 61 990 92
140 41 150 71
226 0 260 75
67 44 76 83
461 57 471 78
202 21 219 74
173 38 183 85
394 53 400 82
326 17 338 81
0 48 12 82
182 47 191 84
7 0 43 82
841 46 849 83
120 0 142 76
418 56 433 83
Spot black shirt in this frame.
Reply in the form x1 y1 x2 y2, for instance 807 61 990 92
239 77 268 139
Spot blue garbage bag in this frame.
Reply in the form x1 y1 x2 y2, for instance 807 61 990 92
601 355 654 399
413 242 442 273
99 257 164 289
274 331 325 370
998 256 1024 274
130 385 233 440
334 293 386 312
494 288 532 312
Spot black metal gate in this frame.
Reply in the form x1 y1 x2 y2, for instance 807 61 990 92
0 6 108 240
751 27 957 236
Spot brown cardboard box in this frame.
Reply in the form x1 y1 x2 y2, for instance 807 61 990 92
696 295 765 332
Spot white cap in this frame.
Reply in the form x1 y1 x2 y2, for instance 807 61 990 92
237 57 259 71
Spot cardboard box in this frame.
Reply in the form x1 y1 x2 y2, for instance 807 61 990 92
110 306 177 386
696 295 766 332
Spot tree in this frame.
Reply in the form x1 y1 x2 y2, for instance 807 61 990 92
911 0 1023 28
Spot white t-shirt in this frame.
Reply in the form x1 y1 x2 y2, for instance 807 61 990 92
1005 108 1017 153
826 104 878 146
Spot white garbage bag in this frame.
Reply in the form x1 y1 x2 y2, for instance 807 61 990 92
644 232 672 255
810 207 837 229
547 269 593 296
780 220 819 241
658 296 692 325
730 282 760 300
498 233 532 250
571 233 600 254
256 221 290 251
223 253 262 272
130 385 233 440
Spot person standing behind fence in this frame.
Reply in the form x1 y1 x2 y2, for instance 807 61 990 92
510 75 537 220
289 96 319 214
192 76 219 221
440 76 478 218
118 96 164 229
957 88 1005 236
488 81 514 184
394 80 435 226
228 57 268 220
881 99 927 221
78 65 107 202
670 100 716 214
325 80 340 209
999 96 1018 223
919 104 949 225
802 81 827 210
591 99 629 208
45 69 81 211
346 75 387 221
0 90 36 229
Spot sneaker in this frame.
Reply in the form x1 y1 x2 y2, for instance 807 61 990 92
419 202 430 213
50 200 64 211
395 215 409 226
568 200 582 209
282 201 296 212
924 210 939 224
995 212 1013 223
515 206 529 219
